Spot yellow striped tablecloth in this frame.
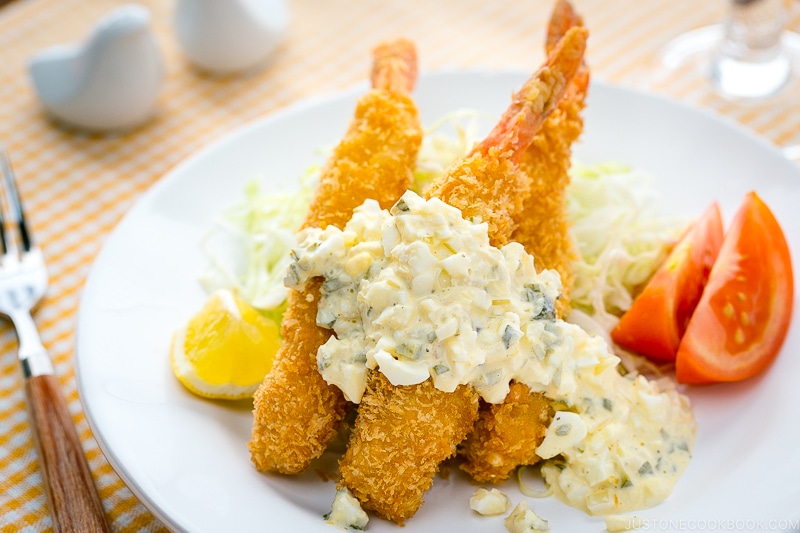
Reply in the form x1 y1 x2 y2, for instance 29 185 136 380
0 0 798 531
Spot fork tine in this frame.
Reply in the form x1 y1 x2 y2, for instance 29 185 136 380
0 147 32 252
0 148 10 255
0 148 110 532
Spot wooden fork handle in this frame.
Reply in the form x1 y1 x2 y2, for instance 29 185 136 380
25 374 111 533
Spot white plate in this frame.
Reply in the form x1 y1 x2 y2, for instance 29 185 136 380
76 71 800 533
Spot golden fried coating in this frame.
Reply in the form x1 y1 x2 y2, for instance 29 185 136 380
460 382 554 483
302 88 423 232
250 278 349 474
249 40 423 475
426 26 588 246
425 148 529 246
512 0 589 313
459 1 589 485
513 91 586 310
339 27 587 523
339 374 479 525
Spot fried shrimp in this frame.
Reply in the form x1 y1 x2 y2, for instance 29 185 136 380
302 39 422 231
513 0 589 311
249 39 423 475
459 0 590 485
339 374 479 524
338 27 588 524
461 381 555 483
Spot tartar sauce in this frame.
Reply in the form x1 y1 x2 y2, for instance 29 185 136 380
325 487 369 531
505 501 549 533
470 488 511 516
286 190 696 515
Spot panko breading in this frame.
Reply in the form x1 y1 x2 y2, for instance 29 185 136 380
338 374 479 525
250 277 348 474
513 0 589 313
249 39 423 475
459 0 589 485
460 382 554 483
302 59 422 230
338 26 588 522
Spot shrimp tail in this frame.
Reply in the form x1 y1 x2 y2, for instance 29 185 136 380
474 26 588 163
371 38 419 94
424 25 588 247
546 0 584 53
548 0 590 106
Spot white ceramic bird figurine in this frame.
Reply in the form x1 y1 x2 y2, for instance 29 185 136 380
28 4 163 132
174 0 289 74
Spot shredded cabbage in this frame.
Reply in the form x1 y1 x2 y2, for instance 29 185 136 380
413 109 491 194
199 166 318 311
517 465 554 498
567 162 689 331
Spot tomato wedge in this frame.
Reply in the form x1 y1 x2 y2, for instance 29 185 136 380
611 202 724 361
676 192 794 384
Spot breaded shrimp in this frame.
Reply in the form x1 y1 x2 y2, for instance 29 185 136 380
513 0 589 312
338 373 479 524
461 381 554 483
338 27 588 524
459 0 590 485
427 26 588 247
249 39 423 475
302 39 422 231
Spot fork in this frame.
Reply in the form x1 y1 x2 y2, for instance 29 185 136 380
0 149 110 533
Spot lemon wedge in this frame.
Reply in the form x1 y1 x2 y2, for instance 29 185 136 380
170 288 280 400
